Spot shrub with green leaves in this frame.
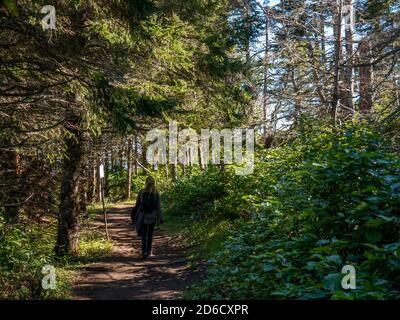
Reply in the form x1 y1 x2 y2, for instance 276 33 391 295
187 125 400 300
0 213 57 299
162 166 227 219
162 161 271 221
0 208 113 299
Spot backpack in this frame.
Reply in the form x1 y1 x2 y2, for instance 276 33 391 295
143 192 159 225
141 192 155 213
131 191 157 226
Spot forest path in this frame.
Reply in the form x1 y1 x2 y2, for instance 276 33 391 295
73 204 203 300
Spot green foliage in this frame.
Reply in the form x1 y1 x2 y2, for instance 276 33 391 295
106 164 128 203
0 210 113 299
1 0 19 17
162 153 290 221
186 124 400 299
76 220 113 262
91 73 179 134
0 213 59 299
163 166 227 219
163 215 232 261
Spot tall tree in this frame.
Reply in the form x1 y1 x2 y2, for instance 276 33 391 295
55 104 84 255
126 137 133 200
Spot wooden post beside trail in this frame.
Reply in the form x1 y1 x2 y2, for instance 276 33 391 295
99 164 109 240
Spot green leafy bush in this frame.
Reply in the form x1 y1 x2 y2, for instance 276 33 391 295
106 165 128 202
162 162 270 221
187 125 400 299
0 209 113 299
163 166 227 219
0 213 58 299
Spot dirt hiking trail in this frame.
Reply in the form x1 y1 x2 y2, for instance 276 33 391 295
73 204 203 300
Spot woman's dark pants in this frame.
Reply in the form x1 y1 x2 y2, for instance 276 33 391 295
141 223 155 255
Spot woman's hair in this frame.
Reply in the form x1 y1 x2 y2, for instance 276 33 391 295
144 176 157 193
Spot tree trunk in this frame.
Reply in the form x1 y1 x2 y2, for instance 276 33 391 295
359 40 373 114
91 148 97 202
320 8 327 66
199 145 205 171
126 137 133 200
331 1 343 123
55 111 84 256
1 143 20 222
93 155 100 202
140 137 147 169
165 163 169 179
263 6 270 146
119 138 124 168
134 134 138 175
96 154 102 203
292 69 303 131
171 163 177 182
111 147 116 169
342 0 354 114
86 147 94 203
104 150 110 197
79 158 89 218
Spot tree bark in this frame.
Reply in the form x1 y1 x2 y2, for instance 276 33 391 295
342 0 354 114
126 137 133 200
165 163 169 179
96 154 102 203
111 147 116 169
134 134 138 175
92 151 97 202
263 6 270 146
171 163 177 182
331 1 343 123
79 158 89 218
119 138 124 168
1 141 21 222
359 39 373 114
55 110 84 256
104 149 110 197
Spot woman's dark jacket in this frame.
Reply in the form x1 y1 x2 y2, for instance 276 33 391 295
133 190 163 236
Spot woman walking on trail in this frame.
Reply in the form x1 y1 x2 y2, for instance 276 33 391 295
131 176 164 259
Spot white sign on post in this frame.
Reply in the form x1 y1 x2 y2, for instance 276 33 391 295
99 164 105 179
